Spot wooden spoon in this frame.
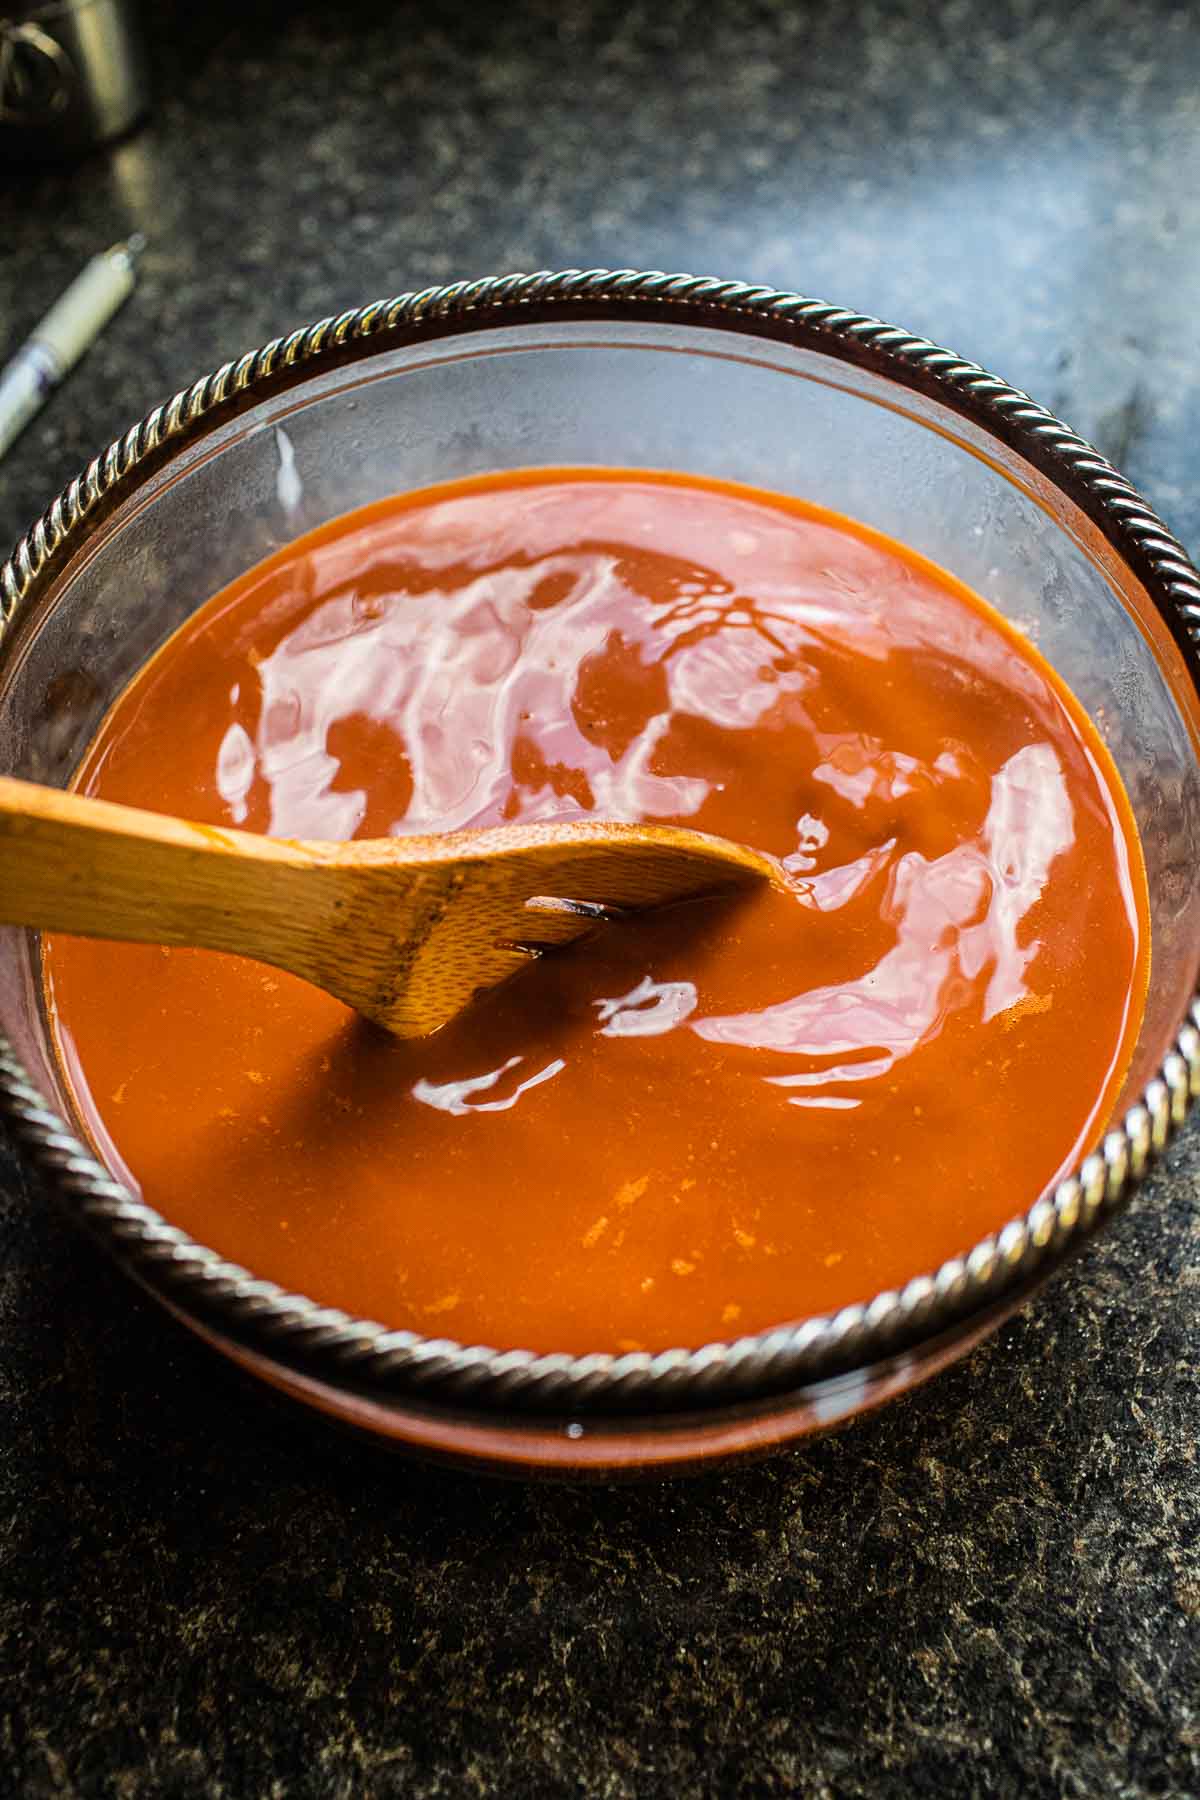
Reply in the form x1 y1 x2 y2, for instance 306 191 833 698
0 775 774 1037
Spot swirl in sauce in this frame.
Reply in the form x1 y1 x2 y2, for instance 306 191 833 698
44 470 1149 1353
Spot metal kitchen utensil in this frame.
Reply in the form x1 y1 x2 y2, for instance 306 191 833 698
0 0 148 163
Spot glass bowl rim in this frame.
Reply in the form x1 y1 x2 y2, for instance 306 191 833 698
3 265 1200 1423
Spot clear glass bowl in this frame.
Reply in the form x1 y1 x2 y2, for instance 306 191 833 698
3 272 1199 1477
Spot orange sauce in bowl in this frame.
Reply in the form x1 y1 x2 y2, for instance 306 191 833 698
42 470 1149 1354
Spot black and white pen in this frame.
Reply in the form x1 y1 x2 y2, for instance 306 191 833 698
0 235 145 463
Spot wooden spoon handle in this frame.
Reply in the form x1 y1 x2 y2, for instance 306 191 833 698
0 774 316 962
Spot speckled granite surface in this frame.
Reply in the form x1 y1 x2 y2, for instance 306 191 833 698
1 1 1198 1793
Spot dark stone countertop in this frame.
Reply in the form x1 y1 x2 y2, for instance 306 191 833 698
0 2 1197 1793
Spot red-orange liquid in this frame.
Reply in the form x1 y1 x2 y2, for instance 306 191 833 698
43 470 1149 1354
